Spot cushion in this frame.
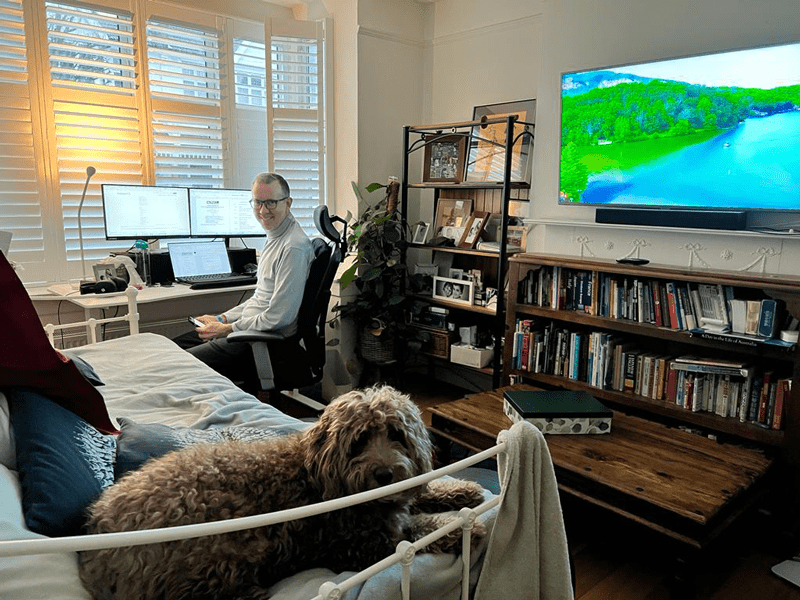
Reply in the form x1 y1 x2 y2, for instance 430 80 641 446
115 418 296 478
0 251 116 433
60 352 104 386
7 387 116 537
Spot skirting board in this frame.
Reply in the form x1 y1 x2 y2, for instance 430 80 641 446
595 208 748 230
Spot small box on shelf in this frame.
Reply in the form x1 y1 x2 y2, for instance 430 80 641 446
450 343 493 368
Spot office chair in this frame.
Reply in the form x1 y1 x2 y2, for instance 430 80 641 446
228 206 347 407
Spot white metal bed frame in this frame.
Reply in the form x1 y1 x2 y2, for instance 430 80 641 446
5 285 509 600
43 286 140 346
0 442 507 600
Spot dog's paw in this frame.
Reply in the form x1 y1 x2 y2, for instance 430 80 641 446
412 513 487 554
411 478 485 514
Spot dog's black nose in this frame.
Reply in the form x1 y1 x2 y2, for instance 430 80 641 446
373 467 394 486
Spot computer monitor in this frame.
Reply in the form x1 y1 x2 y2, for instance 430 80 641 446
102 184 191 240
188 188 264 239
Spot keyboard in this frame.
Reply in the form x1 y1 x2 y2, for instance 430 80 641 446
177 274 256 290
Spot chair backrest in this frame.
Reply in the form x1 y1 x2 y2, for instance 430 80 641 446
278 206 346 389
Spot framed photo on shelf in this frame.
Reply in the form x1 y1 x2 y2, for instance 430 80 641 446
466 99 536 184
422 134 467 183
432 275 474 306
458 211 490 249
434 198 473 239
506 224 528 249
412 222 430 244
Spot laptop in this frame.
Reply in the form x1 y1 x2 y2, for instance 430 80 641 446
167 240 256 288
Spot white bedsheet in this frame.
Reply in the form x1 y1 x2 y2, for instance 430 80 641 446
1 333 494 600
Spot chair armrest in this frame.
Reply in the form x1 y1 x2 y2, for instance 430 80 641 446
228 330 285 343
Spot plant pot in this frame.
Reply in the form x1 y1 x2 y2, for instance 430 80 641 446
359 326 396 365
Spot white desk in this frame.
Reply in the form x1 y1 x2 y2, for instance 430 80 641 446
30 283 256 342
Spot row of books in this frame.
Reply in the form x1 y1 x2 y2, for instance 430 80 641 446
517 266 797 340
511 318 790 429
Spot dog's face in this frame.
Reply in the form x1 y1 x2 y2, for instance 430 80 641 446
303 386 434 500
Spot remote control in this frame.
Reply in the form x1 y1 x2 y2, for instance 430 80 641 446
616 257 650 265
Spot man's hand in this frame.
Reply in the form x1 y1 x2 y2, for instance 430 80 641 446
194 314 233 340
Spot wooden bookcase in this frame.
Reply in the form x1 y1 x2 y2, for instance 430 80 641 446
503 253 800 519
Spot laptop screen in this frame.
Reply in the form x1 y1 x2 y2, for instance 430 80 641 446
167 240 232 278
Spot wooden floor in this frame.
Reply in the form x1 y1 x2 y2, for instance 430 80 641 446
395 378 800 600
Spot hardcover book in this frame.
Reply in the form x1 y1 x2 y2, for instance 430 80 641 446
503 390 612 434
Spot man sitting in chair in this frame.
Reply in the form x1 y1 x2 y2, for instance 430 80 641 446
181 172 314 391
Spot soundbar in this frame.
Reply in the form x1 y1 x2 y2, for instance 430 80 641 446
595 208 748 231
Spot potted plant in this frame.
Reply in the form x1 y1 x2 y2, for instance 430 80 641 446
333 177 415 364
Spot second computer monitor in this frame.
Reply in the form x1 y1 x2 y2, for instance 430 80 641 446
189 188 264 238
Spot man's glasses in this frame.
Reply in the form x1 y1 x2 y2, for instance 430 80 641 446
250 197 289 210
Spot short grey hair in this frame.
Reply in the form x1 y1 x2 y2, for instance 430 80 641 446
253 172 290 198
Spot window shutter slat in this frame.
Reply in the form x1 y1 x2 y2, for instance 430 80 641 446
148 18 223 189
267 27 324 235
45 2 143 263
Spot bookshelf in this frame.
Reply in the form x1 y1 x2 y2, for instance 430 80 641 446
400 118 532 388
503 253 800 520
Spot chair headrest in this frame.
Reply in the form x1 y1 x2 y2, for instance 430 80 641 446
313 205 345 249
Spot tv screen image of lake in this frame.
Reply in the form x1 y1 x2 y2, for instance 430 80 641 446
579 111 799 210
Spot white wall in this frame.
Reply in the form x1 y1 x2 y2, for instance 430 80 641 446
530 0 800 276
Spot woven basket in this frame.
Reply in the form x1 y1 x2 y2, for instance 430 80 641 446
360 327 396 364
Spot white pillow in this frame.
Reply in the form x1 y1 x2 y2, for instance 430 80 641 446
0 393 14 469
0 464 92 600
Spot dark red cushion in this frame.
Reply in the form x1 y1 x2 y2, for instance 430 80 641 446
0 252 117 434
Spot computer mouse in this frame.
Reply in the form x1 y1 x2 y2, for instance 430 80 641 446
243 263 258 275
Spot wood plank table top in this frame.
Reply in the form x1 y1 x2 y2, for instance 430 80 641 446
428 385 775 548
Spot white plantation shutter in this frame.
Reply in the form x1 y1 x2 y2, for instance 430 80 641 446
45 1 142 264
0 0 44 266
267 20 326 233
232 37 268 191
147 19 223 188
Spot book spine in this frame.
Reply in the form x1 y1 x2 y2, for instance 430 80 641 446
669 362 750 377
623 351 638 393
666 282 680 330
758 299 778 338
745 300 761 336
772 378 790 430
665 363 680 404
757 372 773 424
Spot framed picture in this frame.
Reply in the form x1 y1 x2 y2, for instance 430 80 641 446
506 224 528 249
448 268 464 280
466 99 536 183
412 222 430 244
413 263 438 277
432 275 474 306
458 211 490 248
434 198 473 238
422 134 468 183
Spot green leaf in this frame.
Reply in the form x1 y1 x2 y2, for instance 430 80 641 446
351 181 364 202
365 182 386 194
338 263 359 289
361 266 383 282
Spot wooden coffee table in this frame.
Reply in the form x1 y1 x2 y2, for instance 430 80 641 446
428 384 775 551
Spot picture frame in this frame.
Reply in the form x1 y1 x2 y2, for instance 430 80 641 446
466 99 536 183
413 263 438 277
458 211 490 249
434 198 473 238
432 275 474 306
422 134 468 183
506 224 528 250
412 222 430 244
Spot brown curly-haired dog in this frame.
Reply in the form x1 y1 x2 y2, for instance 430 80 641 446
78 385 486 600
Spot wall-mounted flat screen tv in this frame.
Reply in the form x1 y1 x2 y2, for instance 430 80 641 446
559 41 800 212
